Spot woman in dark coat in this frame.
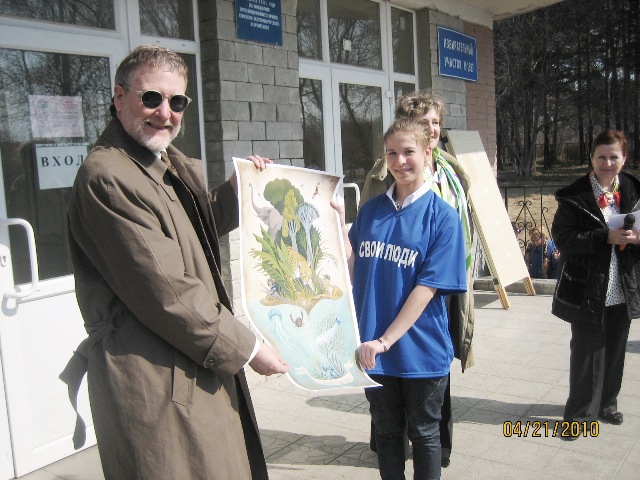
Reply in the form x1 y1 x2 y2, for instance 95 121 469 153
552 130 640 439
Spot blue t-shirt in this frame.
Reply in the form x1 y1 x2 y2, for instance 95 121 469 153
349 190 467 378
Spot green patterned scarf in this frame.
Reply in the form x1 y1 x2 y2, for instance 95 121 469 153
425 147 473 269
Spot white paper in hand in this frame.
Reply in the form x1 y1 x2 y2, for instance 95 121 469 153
607 212 640 229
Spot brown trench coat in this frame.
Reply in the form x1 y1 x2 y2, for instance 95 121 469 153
65 118 267 480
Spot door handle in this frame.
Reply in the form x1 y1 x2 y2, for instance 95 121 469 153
343 183 361 211
0 217 40 299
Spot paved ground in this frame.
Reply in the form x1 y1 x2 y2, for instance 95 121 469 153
18 290 640 479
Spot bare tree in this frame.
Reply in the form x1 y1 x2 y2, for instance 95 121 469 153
495 0 639 175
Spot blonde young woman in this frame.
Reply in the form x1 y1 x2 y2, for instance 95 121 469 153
335 118 466 479
360 91 474 467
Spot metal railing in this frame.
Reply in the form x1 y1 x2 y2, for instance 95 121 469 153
499 183 566 251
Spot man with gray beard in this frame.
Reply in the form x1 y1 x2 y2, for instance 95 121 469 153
63 45 288 480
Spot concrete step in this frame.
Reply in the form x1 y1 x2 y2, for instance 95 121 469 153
474 276 557 296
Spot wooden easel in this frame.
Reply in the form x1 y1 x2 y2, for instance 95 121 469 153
444 130 535 309
470 204 536 309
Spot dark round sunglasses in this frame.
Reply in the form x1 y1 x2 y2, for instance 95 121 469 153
121 84 191 113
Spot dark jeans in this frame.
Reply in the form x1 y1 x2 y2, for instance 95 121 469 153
370 374 452 460
439 377 452 461
366 374 448 480
564 303 631 422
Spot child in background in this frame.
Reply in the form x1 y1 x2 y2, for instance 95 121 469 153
333 118 466 479
525 228 549 278
547 248 561 279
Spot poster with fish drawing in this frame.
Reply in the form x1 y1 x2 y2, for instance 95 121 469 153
234 158 378 390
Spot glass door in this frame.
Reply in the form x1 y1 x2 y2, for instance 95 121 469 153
298 0 417 220
0 44 114 479
331 70 389 223
0 1 201 477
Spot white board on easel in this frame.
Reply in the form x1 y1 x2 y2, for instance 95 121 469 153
444 130 534 308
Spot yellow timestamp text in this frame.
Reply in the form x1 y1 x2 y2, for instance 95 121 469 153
503 420 599 438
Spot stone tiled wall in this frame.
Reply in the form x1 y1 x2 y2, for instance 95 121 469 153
464 21 497 170
416 9 497 172
198 0 302 311
416 9 467 131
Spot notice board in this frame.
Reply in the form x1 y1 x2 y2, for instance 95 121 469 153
444 130 534 307
437 27 478 82
236 0 282 46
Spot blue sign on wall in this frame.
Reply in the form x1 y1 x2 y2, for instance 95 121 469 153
236 0 282 46
437 27 477 82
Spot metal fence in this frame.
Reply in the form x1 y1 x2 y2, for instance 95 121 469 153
499 182 567 252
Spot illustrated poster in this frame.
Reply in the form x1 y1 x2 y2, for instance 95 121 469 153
234 158 378 390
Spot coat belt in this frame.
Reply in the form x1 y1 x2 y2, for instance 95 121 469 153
58 324 112 449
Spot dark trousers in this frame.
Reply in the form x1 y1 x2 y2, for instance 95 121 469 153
370 373 452 460
366 375 448 480
439 376 453 460
564 304 631 422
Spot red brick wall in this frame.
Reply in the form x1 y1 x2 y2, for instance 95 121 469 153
464 22 497 170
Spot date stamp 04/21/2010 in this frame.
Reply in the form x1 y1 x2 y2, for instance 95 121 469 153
503 420 599 438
